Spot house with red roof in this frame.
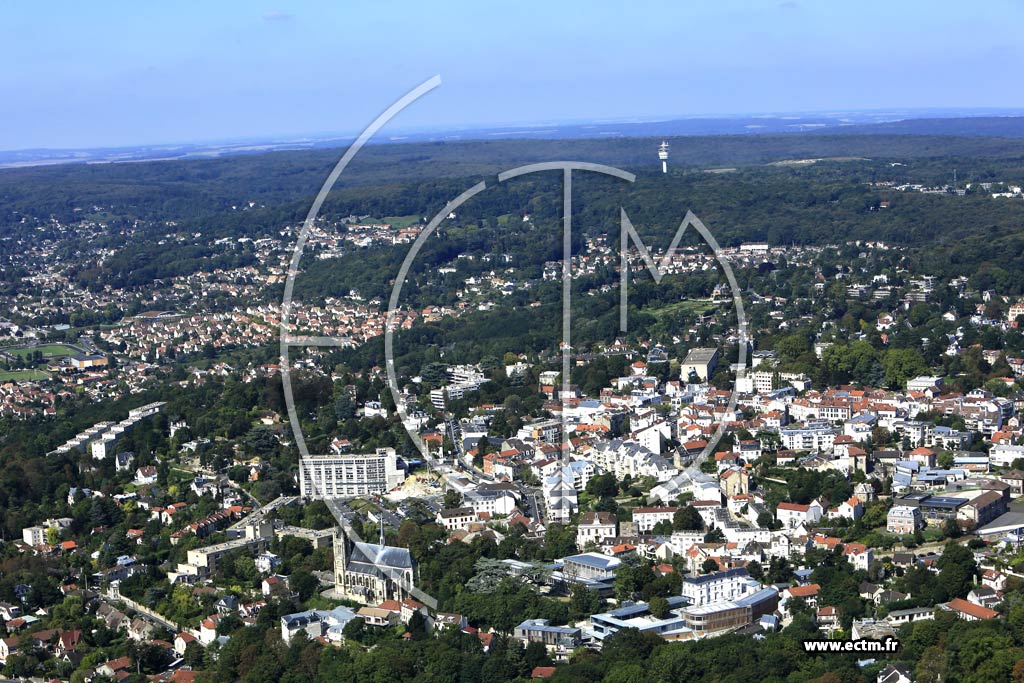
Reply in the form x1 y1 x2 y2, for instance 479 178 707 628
842 542 872 571
826 496 863 521
943 597 999 621
780 583 821 616
174 631 197 656
908 447 936 468
776 500 823 529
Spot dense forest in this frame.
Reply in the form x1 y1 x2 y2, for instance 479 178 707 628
5 132 1023 300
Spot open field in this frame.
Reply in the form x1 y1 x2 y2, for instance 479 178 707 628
378 214 423 229
1 343 82 359
0 369 50 381
647 299 717 320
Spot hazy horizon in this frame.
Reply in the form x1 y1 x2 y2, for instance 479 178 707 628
3 105 1023 154
4 0 1024 151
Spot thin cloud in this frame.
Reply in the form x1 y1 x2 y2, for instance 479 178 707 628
262 10 294 22
778 1 799 9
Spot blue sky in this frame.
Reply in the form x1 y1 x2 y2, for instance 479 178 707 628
2 0 1023 150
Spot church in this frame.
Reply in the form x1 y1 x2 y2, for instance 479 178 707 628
333 527 417 605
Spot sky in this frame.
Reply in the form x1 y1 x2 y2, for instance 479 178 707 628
2 0 1024 150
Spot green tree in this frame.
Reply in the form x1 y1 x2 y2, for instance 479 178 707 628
937 541 976 599
672 506 704 531
291 569 320 602
704 528 725 543
648 595 670 619
585 473 618 499
443 489 463 509
882 348 930 389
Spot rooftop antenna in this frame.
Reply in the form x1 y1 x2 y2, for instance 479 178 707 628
658 141 669 174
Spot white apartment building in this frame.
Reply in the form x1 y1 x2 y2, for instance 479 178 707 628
299 448 405 499
463 489 517 516
632 507 679 533
681 568 760 606
991 444 1024 468
22 525 47 546
437 507 477 532
780 423 837 452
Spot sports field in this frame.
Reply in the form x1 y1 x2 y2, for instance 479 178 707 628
1 343 82 359
0 369 49 381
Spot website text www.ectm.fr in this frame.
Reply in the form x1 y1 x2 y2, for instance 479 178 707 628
802 638 900 653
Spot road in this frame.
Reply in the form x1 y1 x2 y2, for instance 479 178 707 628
97 592 181 635
229 495 297 531
517 482 544 523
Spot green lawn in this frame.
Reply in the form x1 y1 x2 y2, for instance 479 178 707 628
647 299 717 320
349 499 381 514
0 369 49 381
169 468 197 485
2 343 82 359
378 214 423 229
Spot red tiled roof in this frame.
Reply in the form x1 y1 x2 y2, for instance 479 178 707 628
947 598 998 620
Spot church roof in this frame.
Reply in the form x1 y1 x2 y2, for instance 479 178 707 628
349 542 414 570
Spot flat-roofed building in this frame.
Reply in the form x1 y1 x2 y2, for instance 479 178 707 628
632 506 679 533
513 619 581 658
561 553 621 581
681 587 779 633
681 567 760 607
588 596 691 640
69 354 108 369
299 448 405 499
681 348 719 382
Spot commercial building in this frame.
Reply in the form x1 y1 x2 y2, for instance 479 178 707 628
69 353 108 369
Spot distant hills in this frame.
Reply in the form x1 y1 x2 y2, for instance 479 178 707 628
809 116 1024 138
4 109 1024 170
